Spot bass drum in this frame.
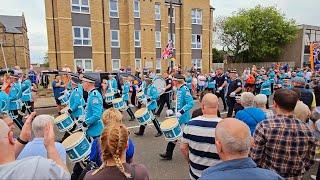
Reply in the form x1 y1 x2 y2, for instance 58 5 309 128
152 76 166 95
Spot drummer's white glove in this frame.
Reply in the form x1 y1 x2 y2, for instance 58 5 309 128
230 92 236 97
218 87 223 91
176 112 182 118
162 88 166 91
117 90 121 93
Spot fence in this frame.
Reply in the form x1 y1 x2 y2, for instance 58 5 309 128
212 62 296 73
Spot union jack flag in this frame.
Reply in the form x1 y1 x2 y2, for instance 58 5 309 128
161 40 174 60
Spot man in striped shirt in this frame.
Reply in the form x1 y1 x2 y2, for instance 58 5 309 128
180 93 221 180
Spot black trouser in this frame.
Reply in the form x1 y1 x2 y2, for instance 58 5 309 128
216 89 227 110
227 96 236 117
164 141 176 158
61 123 78 142
266 95 270 109
137 116 162 135
156 92 171 115
21 101 33 114
131 86 137 106
9 110 24 130
271 83 274 94
125 101 135 119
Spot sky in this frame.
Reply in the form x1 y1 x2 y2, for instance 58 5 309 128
0 0 319 63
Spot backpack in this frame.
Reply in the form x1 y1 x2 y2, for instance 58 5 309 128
246 75 255 85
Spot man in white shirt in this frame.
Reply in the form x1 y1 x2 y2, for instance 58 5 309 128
0 119 70 179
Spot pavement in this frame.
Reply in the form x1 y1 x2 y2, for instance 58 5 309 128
20 97 319 179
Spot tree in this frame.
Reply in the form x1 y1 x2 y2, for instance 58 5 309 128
212 48 224 63
218 6 298 62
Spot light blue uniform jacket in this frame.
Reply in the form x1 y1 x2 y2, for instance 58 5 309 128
147 84 159 111
8 82 22 110
0 91 9 113
177 84 194 125
21 79 32 102
68 87 84 119
84 89 104 137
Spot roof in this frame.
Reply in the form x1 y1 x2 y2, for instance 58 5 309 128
0 15 24 34
165 0 182 5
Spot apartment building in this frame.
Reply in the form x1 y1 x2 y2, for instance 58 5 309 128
45 0 213 73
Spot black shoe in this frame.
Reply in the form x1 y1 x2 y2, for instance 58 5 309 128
134 132 144 136
155 132 163 137
159 153 172 160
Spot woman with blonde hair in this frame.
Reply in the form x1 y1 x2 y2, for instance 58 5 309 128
102 108 123 126
85 124 149 180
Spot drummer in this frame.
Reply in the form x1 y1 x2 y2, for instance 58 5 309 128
136 75 147 109
0 84 9 114
107 74 118 96
122 77 135 121
8 73 23 130
134 77 163 137
160 74 194 160
21 74 33 115
81 75 104 140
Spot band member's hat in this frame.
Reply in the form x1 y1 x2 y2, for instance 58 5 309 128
82 75 96 83
292 77 305 84
10 72 20 78
172 74 185 81
71 76 81 84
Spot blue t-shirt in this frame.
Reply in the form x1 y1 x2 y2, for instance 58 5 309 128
235 107 266 135
52 81 65 98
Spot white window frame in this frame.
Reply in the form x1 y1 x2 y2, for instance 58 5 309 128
156 58 161 74
110 30 120 48
168 7 175 23
72 26 92 46
192 9 202 25
192 59 202 71
71 0 90 14
168 33 176 49
155 4 161 20
74 59 93 72
112 59 121 71
135 59 142 70
134 0 140 18
191 34 202 49
134 30 141 47
155 31 161 48
109 0 119 18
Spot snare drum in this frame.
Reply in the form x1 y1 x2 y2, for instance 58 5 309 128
62 132 91 163
134 108 153 125
112 98 126 110
54 114 75 132
105 93 115 103
58 94 69 105
160 118 182 141
137 91 146 102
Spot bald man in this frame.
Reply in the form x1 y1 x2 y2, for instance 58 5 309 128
200 118 283 180
0 119 70 179
180 93 221 180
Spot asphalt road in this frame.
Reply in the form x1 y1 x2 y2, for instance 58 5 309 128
30 100 318 180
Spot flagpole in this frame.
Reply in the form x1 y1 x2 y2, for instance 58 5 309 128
0 41 8 73
169 0 174 72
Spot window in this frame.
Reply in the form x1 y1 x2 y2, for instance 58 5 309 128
112 59 121 71
192 9 202 25
192 59 202 71
73 26 91 46
155 31 161 48
168 33 176 48
191 34 202 49
168 7 175 23
109 0 119 18
75 59 92 72
134 30 141 47
134 0 140 18
71 0 90 13
110 30 120 48
156 58 161 74
155 4 161 20
135 59 141 70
